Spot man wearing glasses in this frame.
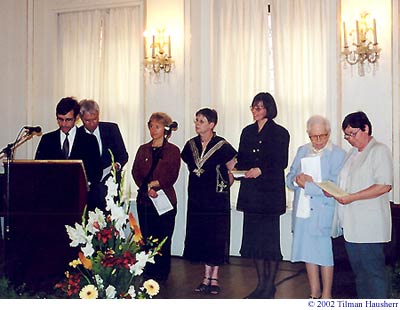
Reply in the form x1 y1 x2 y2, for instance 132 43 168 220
35 97 102 188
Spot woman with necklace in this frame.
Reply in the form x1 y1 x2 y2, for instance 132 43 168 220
286 115 346 298
132 112 180 282
235 92 289 299
181 108 237 295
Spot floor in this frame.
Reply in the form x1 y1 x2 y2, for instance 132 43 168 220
155 255 357 299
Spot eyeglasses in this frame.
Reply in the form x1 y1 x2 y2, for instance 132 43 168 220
343 128 361 140
250 106 265 112
309 134 329 141
57 117 75 123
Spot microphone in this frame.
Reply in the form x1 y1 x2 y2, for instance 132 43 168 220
24 126 42 133
165 121 178 131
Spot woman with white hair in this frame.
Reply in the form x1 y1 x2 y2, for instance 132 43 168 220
286 115 346 299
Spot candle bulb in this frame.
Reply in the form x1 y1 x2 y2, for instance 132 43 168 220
343 22 348 47
168 36 171 57
356 20 360 45
373 18 377 44
152 35 155 58
144 36 148 58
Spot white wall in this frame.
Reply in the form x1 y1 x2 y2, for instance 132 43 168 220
0 0 29 159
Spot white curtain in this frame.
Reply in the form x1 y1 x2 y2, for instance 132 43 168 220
270 0 338 162
57 6 142 194
209 0 272 149
58 10 103 98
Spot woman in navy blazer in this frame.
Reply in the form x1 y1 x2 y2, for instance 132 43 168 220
235 92 290 299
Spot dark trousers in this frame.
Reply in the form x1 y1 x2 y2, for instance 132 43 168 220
345 241 389 298
87 182 107 212
137 198 176 281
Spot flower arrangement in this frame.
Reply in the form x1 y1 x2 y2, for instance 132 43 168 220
55 162 165 299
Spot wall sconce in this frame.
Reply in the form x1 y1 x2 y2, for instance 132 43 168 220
144 28 174 74
342 11 381 76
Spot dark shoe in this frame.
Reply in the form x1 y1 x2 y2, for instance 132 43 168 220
265 286 276 299
194 277 210 293
209 278 220 295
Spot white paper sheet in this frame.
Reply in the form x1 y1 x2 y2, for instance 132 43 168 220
101 165 112 182
315 181 348 198
230 170 247 178
149 189 174 215
296 156 322 218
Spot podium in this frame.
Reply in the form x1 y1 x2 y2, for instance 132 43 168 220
0 160 88 293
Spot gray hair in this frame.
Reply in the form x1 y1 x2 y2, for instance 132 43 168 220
306 115 331 134
79 99 100 117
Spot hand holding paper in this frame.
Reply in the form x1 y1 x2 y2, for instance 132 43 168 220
149 189 174 215
315 181 348 198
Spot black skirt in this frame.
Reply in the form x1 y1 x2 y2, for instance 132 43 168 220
240 213 283 261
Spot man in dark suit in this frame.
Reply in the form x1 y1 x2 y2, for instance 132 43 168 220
78 99 129 209
35 97 102 205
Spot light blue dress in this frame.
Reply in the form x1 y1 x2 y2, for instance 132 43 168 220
286 142 346 266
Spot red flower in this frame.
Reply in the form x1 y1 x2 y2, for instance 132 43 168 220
96 227 113 244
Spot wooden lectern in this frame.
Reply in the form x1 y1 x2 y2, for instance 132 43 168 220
0 160 88 293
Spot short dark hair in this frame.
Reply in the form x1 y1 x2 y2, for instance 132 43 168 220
251 92 278 119
196 108 218 125
342 111 372 135
56 97 80 117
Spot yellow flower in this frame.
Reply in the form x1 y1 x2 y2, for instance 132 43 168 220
79 285 98 299
143 279 160 296
69 259 82 268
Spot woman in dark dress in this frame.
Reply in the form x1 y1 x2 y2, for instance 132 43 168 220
132 112 180 282
181 108 237 295
235 92 290 299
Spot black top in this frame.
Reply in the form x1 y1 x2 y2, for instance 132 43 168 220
181 135 237 212
236 120 290 215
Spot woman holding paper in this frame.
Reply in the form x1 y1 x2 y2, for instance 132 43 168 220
132 112 180 282
235 92 290 299
181 108 237 295
332 111 393 298
286 115 346 299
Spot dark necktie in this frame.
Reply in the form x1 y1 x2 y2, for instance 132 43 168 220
62 132 69 159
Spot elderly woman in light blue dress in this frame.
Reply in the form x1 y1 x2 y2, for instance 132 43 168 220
286 115 346 299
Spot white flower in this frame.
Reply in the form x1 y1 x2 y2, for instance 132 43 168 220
94 275 104 290
105 175 118 200
129 251 155 276
65 223 87 247
105 196 118 210
143 279 160 297
81 235 94 257
79 284 98 299
106 285 117 299
87 208 106 234
128 285 136 298
108 204 129 238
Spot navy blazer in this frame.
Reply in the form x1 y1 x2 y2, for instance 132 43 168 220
35 128 102 184
236 120 290 215
78 122 128 170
